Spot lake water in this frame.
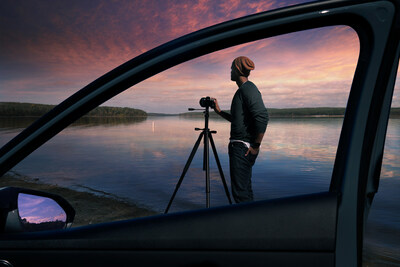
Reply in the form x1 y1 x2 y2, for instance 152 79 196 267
0 116 399 263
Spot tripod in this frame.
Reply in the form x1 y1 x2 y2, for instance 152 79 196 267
164 105 232 214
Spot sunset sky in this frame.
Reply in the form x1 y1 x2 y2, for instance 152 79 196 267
18 193 66 224
1 0 399 113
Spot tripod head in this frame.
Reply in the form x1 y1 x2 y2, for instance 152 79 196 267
189 96 215 114
188 96 215 111
188 106 212 133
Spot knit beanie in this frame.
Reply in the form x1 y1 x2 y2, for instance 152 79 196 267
232 56 255 77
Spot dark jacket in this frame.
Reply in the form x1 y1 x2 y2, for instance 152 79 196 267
230 81 269 143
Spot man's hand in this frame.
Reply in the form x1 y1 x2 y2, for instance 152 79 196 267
210 97 221 113
245 147 259 156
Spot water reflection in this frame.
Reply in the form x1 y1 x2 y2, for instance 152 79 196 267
72 116 147 127
2 117 400 208
265 118 342 162
2 116 343 211
0 116 147 135
0 116 398 262
0 117 37 132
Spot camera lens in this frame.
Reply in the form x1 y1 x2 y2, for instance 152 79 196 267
199 96 214 108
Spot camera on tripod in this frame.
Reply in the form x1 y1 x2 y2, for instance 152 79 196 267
199 96 215 109
165 96 232 213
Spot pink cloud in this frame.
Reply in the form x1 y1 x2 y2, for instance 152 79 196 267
109 25 359 112
247 1 277 13
5 1 397 113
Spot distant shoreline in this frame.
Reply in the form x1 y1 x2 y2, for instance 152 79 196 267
1 102 400 118
0 102 147 118
179 108 400 119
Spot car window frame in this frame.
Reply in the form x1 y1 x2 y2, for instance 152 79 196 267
0 1 399 266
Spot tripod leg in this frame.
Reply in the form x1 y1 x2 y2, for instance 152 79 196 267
204 130 210 208
164 132 204 214
203 134 207 171
209 133 233 204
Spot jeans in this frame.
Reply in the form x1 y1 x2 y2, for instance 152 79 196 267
228 142 258 203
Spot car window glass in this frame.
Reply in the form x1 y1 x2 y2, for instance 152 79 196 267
363 63 400 262
1 25 359 226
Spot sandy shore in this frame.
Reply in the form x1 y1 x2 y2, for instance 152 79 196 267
0 173 158 227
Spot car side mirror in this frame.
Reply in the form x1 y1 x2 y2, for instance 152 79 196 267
0 187 75 233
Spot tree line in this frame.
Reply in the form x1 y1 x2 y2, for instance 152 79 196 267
0 102 147 117
2 102 399 118
180 107 400 118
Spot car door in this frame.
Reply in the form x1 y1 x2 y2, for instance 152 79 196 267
0 0 399 266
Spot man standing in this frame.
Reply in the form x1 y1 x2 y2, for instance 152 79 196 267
212 56 269 203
